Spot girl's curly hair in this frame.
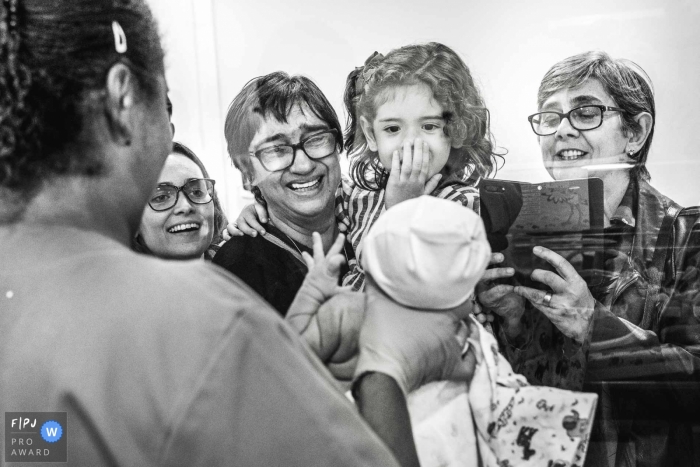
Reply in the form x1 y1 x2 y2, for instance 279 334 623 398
344 42 502 191
0 0 164 218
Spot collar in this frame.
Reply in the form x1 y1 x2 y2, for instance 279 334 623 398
0 224 127 273
264 222 310 253
609 179 637 228
624 178 680 268
263 222 356 267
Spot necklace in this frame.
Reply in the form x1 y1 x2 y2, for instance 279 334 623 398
277 225 350 265
282 230 305 257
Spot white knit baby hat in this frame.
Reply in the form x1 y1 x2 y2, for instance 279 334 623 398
362 195 491 309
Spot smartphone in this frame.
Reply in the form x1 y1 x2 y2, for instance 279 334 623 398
479 178 606 289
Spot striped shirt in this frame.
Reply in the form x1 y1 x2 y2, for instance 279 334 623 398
337 175 480 291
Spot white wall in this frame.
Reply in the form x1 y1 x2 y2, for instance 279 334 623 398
149 0 700 219
148 0 244 218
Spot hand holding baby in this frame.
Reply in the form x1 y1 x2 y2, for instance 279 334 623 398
355 275 478 394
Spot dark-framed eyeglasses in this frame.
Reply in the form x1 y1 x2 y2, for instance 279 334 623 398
148 178 215 212
250 129 339 172
527 105 627 136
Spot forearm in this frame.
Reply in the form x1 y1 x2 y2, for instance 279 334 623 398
587 298 700 381
589 301 660 351
354 373 419 467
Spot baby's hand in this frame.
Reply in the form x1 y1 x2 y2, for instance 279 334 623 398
224 201 269 239
469 294 495 335
287 232 347 331
384 138 442 209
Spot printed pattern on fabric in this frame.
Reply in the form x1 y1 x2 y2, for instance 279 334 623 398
337 174 479 291
409 316 598 467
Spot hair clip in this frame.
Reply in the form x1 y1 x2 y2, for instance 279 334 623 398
362 51 384 82
112 21 127 54
361 66 378 85
354 51 384 96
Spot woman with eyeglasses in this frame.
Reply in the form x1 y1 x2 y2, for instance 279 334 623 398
134 142 227 260
213 72 358 317
479 51 700 467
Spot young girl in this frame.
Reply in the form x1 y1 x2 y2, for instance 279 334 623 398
339 42 500 290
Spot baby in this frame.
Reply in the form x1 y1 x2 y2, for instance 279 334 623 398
361 196 598 467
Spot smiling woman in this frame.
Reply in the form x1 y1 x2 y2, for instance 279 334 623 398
479 51 700 467
213 72 357 316
134 142 227 260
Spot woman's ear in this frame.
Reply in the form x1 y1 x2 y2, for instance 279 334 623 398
626 112 653 155
104 62 138 146
251 185 266 206
242 158 262 187
359 116 378 152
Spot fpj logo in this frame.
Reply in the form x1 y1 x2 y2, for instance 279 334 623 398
4 412 67 463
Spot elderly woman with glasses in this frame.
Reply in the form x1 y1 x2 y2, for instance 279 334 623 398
213 72 357 317
134 142 227 260
479 51 700 466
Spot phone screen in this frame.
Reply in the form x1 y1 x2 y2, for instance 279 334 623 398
479 178 606 289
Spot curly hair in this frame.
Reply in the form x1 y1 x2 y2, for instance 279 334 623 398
344 42 501 191
0 0 164 214
537 51 655 181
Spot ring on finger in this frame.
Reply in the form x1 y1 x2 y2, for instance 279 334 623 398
543 292 553 307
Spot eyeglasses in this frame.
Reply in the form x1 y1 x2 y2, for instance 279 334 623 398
250 129 339 172
528 105 626 136
148 178 215 211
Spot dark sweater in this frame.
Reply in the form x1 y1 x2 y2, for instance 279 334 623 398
212 224 353 316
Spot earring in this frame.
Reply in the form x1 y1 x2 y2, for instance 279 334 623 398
627 149 635 156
